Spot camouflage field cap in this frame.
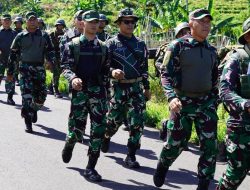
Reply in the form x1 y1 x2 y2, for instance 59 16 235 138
25 11 37 20
54 18 66 27
74 10 84 20
2 13 11 20
175 22 190 38
82 10 99 21
189 9 213 20
14 16 23 24
114 8 139 23
238 17 250 45
99 14 109 25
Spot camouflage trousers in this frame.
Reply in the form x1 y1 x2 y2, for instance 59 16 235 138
105 81 146 150
217 126 250 190
67 85 107 156
0 59 15 95
19 63 47 118
51 59 61 89
159 95 218 180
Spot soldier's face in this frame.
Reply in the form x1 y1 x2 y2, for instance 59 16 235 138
15 21 22 29
190 16 211 41
83 20 100 35
99 20 106 29
118 17 136 36
26 17 38 30
244 31 250 44
1 18 12 29
75 16 84 31
56 24 64 31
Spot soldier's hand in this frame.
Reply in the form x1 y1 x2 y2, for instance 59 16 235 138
112 69 125 80
169 98 182 113
72 78 82 91
6 75 14 82
144 89 151 101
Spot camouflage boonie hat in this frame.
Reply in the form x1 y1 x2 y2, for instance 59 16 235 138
175 22 190 38
99 14 109 25
14 16 23 24
114 8 139 23
189 9 213 21
1 13 11 20
25 11 37 20
82 10 99 21
238 17 250 45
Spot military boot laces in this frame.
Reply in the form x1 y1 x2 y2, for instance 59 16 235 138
196 179 210 190
24 117 33 133
124 155 140 168
83 168 102 182
101 136 110 153
62 141 75 163
153 161 168 187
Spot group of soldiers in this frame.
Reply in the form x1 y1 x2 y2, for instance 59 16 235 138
0 6 249 190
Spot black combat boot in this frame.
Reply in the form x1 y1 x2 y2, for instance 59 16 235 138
24 117 33 133
54 87 63 98
61 139 75 163
197 178 210 190
153 161 168 187
83 153 102 182
7 94 15 105
101 136 110 153
47 84 54 95
124 146 140 168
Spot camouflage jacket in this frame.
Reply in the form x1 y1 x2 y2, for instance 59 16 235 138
7 29 55 75
220 44 250 126
106 33 150 90
61 34 110 87
97 30 111 42
159 35 219 102
50 29 65 59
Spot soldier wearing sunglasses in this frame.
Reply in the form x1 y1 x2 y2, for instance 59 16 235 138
101 8 151 169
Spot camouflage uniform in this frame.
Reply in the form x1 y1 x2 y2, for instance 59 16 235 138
61 33 109 160
97 31 111 42
8 27 55 131
0 19 17 103
49 27 65 96
216 19 250 190
155 34 219 187
102 33 149 164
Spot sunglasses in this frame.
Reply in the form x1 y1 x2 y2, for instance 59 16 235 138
121 20 136 25
76 16 82 21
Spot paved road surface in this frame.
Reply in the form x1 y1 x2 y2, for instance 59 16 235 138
0 83 249 190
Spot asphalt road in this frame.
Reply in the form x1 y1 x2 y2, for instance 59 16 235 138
0 82 249 190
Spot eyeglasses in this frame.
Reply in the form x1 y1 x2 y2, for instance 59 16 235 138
121 20 136 25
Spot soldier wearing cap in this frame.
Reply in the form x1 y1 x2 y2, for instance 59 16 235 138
97 14 111 42
48 19 66 98
153 9 219 189
61 10 110 182
101 8 151 169
37 17 46 30
7 11 55 133
216 17 250 190
13 16 23 33
0 13 17 105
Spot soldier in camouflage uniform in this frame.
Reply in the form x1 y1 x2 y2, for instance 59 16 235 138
7 11 55 133
61 10 109 182
97 14 111 42
13 16 24 86
153 9 219 190
216 17 250 190
0 13 17 105
101 8 151 168
49 19 66 98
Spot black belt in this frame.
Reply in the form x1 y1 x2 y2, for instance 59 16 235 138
111 77 143 84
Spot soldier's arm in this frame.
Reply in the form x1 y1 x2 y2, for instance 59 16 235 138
220 57 250 113
44 33 55 64
61 41 77 83
160 43 178 102
210 49 219 99
7 35 21 75
141 43 150 90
